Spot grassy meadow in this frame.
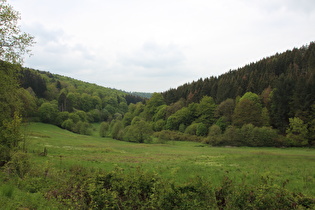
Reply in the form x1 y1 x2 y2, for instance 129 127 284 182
1 122 314 209
25 122 315 197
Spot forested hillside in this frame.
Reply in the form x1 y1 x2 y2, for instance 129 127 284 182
161 43 315 132
114 42 315 147
14 66 145 135
2 42 315 147
163 42 315 105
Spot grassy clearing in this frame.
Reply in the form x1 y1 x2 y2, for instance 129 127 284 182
22 122 315 197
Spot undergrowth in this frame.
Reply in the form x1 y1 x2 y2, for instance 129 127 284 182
1 164 314 209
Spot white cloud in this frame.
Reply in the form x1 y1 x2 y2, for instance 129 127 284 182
10 0 315 92
118 41 185 70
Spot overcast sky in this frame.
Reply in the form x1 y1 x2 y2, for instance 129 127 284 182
10 0 315 92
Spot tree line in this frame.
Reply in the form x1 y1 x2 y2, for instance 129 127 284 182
105 43 315 147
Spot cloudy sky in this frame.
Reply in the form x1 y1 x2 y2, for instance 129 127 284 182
10 0 315 92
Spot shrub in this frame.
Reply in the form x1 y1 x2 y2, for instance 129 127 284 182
61 119 74 131
111 120 124 140
154 119 165 132
99 121 109 137
153 130 202 142
123 120 153 143
185 123 198 135
196 123 208 136
5 151 30 178
206 124 222 145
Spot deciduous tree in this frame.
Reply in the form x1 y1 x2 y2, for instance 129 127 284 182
0 0 34 63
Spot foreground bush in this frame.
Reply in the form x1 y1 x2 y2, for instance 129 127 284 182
44 167 314 209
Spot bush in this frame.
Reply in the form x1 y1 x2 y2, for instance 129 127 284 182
123 120 153 143
38 102 59 124
206 124 222 145
185 123 198 135
154 119 165 132
196 123 208 136
46 167 315 209
99 121 109 137
153 130 203 142
75 121 92 135
5 151 30 178
61 119 74 131
111 120 124 140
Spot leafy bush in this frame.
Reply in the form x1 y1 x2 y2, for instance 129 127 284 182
206 124 222 145
154 130 203 142
185 123 198 135
4 151 30 178
196 123 208 136
46 167 315 209
99 121 109 137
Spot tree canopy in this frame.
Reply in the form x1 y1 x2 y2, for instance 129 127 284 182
0 0 34 64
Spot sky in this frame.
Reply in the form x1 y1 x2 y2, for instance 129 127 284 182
10 0 315 93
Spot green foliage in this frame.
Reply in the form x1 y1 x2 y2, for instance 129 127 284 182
61 119 74 131
196 123 208 136
111 120 123 140
38 102 59 124
55 111 69 126
0 62 25 166
17 88 37 118
286 117 308 146
196 96 216 126
215 98 235 123
0 112 22 149
153 119 165 132
215 116 229 132
4 151 30 178
123 119 153 143
99 121 109 137
233 98 263 127
154 130 202 142
74 121 92 135
0 112 23 165
0 0 35 64
240 91 261 105
222 126 241 146
152 104 168 121
165 107 193 130
184 123 198 135
219 124 279 147
122 112 133 126
69 112 80 123
0 61 22 125
32 166 315 209
206 124 222 145
144 92 165 120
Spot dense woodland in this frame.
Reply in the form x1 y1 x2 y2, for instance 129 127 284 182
114 42 315 147
2 42 313 148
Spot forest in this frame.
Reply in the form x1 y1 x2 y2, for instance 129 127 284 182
117 43 314 147
2 41 314 148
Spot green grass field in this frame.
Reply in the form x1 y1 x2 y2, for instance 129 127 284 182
24 122 315 197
